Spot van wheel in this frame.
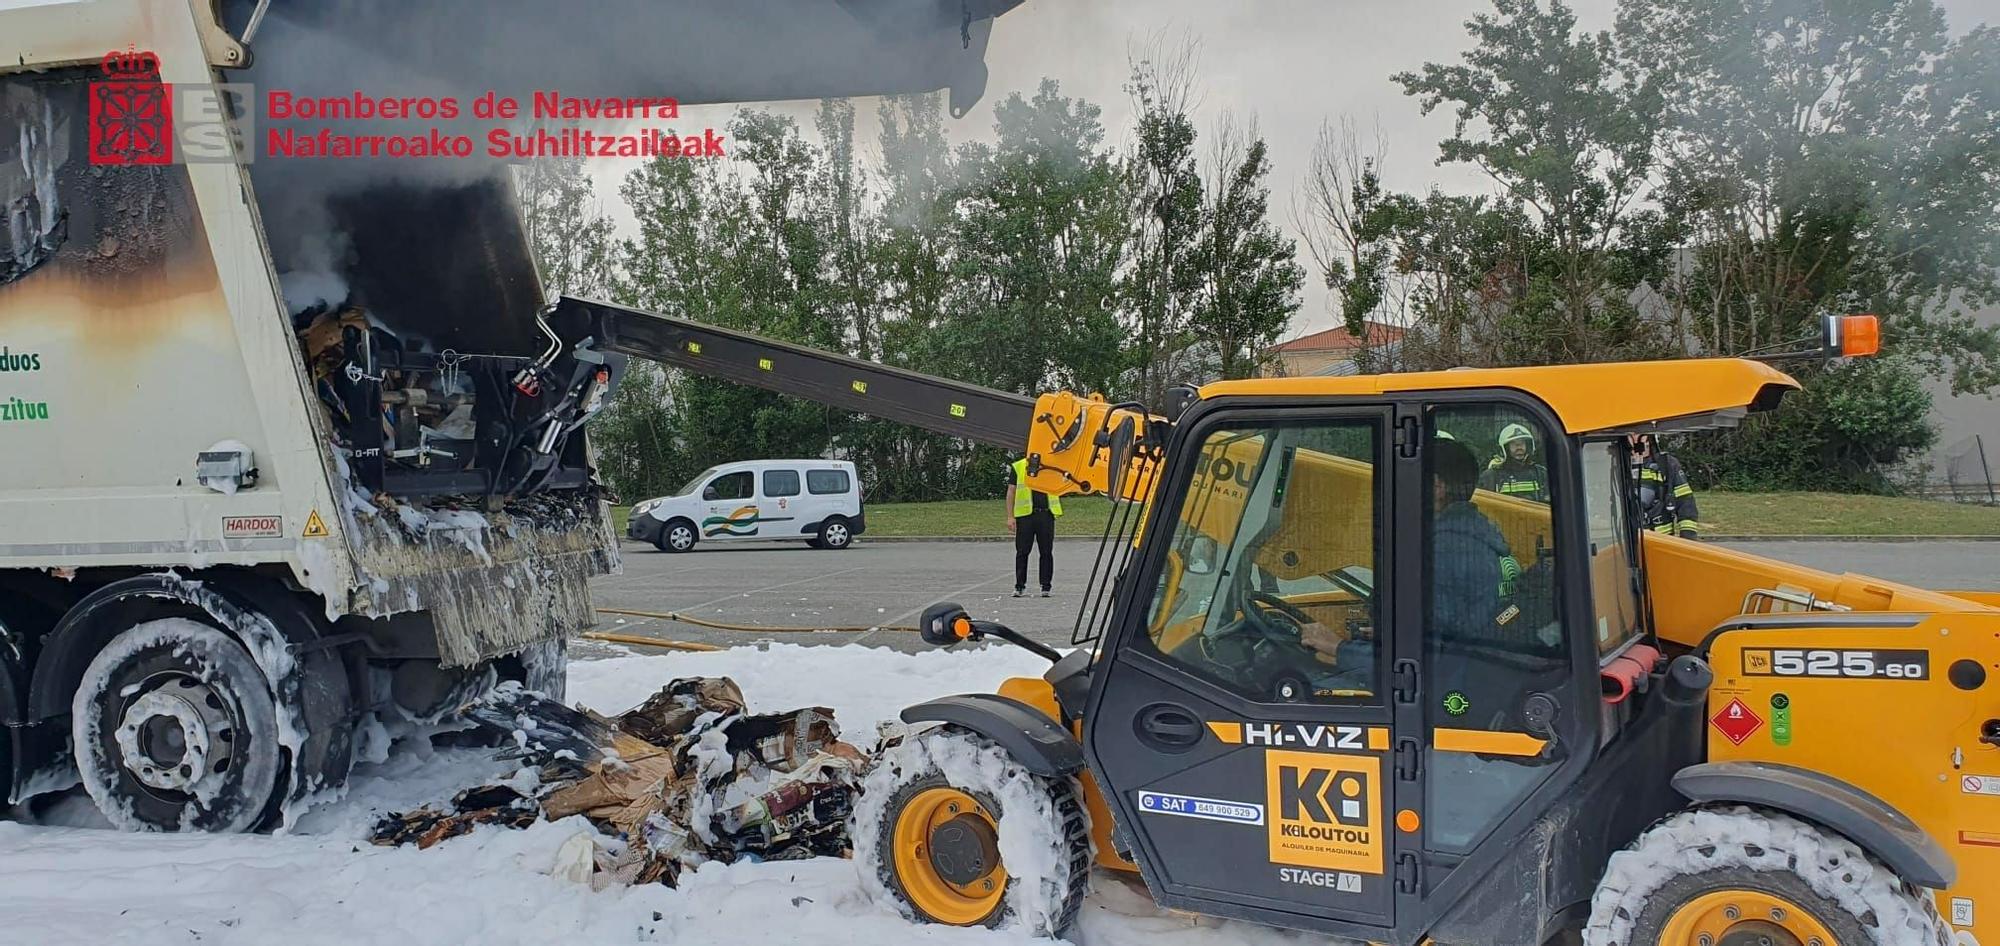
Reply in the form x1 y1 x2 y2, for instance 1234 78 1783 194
818 518 853 550
655 519 698 553
72 617 285 833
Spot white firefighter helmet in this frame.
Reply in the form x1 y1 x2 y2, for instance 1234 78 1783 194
1498 423 1535 450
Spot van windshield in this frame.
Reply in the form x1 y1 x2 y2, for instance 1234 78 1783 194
677 468 718 497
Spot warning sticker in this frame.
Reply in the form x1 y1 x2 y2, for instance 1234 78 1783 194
302 509 329 538
1710 698 1764 746
1962 775 2000 797
1953 897 1974 927
222 516 283 539
1264 749 1382 875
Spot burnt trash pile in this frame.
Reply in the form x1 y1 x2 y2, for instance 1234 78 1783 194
370 676 866 889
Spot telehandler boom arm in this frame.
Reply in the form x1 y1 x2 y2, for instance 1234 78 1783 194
559 297 1162 501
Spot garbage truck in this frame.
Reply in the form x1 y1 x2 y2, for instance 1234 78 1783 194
0 0 1020 832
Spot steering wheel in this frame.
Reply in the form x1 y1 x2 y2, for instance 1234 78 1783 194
1243 590 1315 642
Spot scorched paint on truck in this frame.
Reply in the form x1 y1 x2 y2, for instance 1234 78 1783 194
0 0 1020 833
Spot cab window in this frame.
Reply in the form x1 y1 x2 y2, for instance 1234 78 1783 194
1583 440 1643 655
1142 417 1383 704
1423 403 1567 858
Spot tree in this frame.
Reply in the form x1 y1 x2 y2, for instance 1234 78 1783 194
1120 34 1206 402
1395 0 1669 363
813 98 879 360
948 79 1130 397
517 147 615 297
1195 114 1304 379
1619 0 1999 487
1620 0 2000 384
856 93 992 502
1297 117 1400 371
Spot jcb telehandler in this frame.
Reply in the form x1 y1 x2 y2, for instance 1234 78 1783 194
549 298 1989 945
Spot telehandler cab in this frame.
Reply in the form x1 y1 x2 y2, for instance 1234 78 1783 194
832 315 1989 946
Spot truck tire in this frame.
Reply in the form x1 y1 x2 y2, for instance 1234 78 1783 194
654 519 698 553
853 727 1090 937
1583 806 1949 946
816 517 853 550
71 617 285 833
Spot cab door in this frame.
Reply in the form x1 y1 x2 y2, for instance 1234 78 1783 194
1083 405 1403 936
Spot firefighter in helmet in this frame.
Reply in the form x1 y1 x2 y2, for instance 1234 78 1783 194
1481 423 1550 503
1631 434 1700 538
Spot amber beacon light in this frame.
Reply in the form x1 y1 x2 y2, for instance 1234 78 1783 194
1822 312 1881 358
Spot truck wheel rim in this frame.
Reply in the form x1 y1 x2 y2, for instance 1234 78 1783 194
892 787 1007 924
826 523 848 546
1660 890 1836 946
114 674 239 794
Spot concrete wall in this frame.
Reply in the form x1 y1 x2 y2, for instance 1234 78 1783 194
1925 299 2000 493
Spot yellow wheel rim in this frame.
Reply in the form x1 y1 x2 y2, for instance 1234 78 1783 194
891 787 1008 925
1659 889 1839 946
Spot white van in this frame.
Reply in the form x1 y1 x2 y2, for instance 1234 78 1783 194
626 459 866 552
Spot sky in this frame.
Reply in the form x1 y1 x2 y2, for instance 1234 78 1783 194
587 0 1996 339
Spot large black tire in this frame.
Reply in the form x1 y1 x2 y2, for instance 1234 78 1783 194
853 727 1091 937
71 617 285 833
1584 806 1949 946
654 518 698 553
817 517 854 550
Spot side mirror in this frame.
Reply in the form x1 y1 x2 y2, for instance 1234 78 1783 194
919 602 975 648
917 601 1064 663
1184 535 1218 575
702 486 719 500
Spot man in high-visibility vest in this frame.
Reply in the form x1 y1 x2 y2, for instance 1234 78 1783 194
1631 434 1701 538
1006 457 1061 597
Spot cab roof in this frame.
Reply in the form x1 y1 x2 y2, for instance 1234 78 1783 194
1202 358 1799 434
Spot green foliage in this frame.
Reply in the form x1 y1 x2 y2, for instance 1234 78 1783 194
1389 0 1667 365
1197 128 1305 379
566 0 1992 502
1679 358 1938 493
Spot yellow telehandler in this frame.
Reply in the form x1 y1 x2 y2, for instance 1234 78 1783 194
560 298 1989 945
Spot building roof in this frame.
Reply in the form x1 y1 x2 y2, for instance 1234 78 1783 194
1204 358 1801 434
1270 322 1406 354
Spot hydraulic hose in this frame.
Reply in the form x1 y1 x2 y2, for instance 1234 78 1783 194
592 607 921 635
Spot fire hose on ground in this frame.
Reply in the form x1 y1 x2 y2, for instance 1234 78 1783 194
580 606 922 652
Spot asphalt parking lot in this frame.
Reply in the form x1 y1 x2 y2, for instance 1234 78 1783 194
585 537 1999 654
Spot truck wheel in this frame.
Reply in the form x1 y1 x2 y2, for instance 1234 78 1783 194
654 519 698 553
853 727 1090 936
1583 806 1948 946
817 517 853 550
71 617 285 833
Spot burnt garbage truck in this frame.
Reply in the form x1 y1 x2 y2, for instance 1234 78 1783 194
0 0 1019 832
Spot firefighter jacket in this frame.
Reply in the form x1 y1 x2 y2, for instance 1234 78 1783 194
1481 456 1550 504
1637 452 1700 537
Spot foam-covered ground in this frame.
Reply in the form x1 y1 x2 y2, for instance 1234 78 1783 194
1 643 1318 946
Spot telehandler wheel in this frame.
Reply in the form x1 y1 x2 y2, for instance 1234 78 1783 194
71 618 285 833
1583 807 1949 946
654 519 698 553
854 727 1091 937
